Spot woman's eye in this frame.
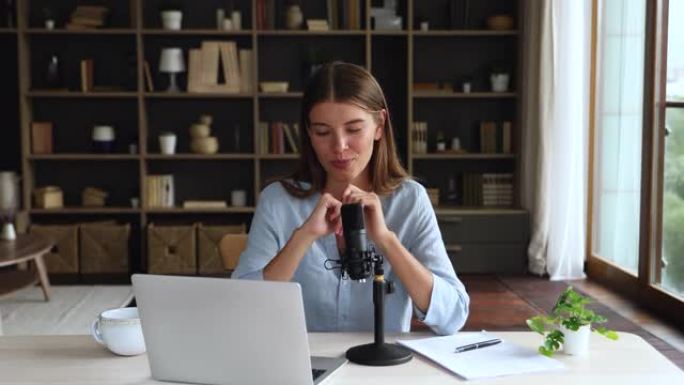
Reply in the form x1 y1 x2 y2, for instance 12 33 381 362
313 130 330 136
347 127 362 133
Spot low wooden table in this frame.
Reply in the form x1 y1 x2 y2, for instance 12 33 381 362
0 233 53 301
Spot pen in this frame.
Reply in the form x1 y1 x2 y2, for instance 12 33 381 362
454 338 502 353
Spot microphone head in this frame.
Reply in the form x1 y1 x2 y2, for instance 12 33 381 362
340 203 370 280
341 203 365 235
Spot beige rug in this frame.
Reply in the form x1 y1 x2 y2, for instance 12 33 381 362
0 285 133 335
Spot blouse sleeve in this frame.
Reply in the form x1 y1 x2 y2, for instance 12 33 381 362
231 185 282 280
407 185 470 335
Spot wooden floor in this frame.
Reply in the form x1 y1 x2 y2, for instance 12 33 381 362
446 274 684 369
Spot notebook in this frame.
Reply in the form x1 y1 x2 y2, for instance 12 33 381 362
397 331 565 380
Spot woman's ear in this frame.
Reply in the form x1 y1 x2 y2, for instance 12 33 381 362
374 109 387 141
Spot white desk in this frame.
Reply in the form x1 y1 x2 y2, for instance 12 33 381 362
0 332 681 384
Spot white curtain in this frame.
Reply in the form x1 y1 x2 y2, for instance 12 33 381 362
521 0 591 280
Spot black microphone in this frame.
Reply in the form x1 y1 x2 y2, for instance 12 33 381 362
341 203 372 280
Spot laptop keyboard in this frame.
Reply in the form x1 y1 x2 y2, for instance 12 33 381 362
312 369 326 380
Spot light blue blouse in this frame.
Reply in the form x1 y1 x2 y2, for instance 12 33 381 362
232 179 470 335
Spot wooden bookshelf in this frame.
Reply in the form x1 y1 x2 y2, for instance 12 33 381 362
15 0 527 279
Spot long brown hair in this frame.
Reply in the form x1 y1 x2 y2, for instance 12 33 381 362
280 61 408 198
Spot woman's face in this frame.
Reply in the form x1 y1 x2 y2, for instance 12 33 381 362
308 101 384 188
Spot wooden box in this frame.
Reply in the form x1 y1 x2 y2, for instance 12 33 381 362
33 186 63 209
197 223 246 274
148 224 196 274
29 224 79 273
82 187 108 207
80 223 130 273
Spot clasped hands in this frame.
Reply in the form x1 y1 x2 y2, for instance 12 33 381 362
300 185 393 252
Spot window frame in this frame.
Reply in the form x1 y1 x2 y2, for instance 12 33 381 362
586 0 683 327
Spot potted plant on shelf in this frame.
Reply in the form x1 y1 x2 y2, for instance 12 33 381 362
527 286 618 357
488 63 510 92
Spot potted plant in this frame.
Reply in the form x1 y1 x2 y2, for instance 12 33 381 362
527 286 618 356
488 63 510 92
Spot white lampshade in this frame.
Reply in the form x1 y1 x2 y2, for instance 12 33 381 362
159 48 186 73
0 171 19 215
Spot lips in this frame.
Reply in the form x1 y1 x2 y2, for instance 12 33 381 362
331 158 354 170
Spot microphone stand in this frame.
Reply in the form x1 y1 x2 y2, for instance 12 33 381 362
345 254 413 366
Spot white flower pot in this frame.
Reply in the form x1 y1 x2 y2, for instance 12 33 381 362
490 73 510 92
161 10 183 30
561 324 591 356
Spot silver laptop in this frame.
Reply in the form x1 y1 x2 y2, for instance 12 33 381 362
132 274 347 385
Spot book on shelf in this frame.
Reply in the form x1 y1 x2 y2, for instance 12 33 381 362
182 200 227 209
145 175 175 208
143 61 154 92
80 59 94 92
259 121 269 154
260 121 300 155
256 0 357 30
480 120 513 154
30 121 53 154
482 173 514 207
188 41 248 94
283 123 299 154
238 49 253 93
307 19 330 31
68 5 109 29
501 121 512 154
412 121 428 154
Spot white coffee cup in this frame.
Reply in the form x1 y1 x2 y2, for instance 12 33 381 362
231 190 247 207
91 307 146 356
161 10 183 30
159 133 177 155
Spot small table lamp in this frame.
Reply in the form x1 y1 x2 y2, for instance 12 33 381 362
159 47 185 92
0 171 19 241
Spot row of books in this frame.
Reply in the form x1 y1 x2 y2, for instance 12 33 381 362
411 120 513 154
67 5 108 30
462 173 514 207
145 175 175 208
256 0 362 30
259 121 301 155
187 41 253 94
480 121 512 154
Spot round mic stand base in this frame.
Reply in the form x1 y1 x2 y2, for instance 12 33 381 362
346 342 413 366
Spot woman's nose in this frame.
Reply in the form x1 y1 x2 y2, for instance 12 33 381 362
332 133 348 152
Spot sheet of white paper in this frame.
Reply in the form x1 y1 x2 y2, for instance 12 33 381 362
397 332 565 380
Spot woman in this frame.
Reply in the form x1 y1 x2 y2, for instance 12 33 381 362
233 62 469 335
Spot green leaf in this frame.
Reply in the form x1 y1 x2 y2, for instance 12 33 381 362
538 346 553 357
595 327 619 340
526 316 547 334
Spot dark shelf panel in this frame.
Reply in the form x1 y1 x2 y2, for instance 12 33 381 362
29 154 139 160
257 92 303 98
413 30 519 37
27 91 138 98
146 154 254 160
25 28 137 35
145 207 255 214
412 153 517 160
434 207 526 216
413 91 517 99
257 30 366 36
142 29 252 36
144 92 253 99
29 208 141 214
